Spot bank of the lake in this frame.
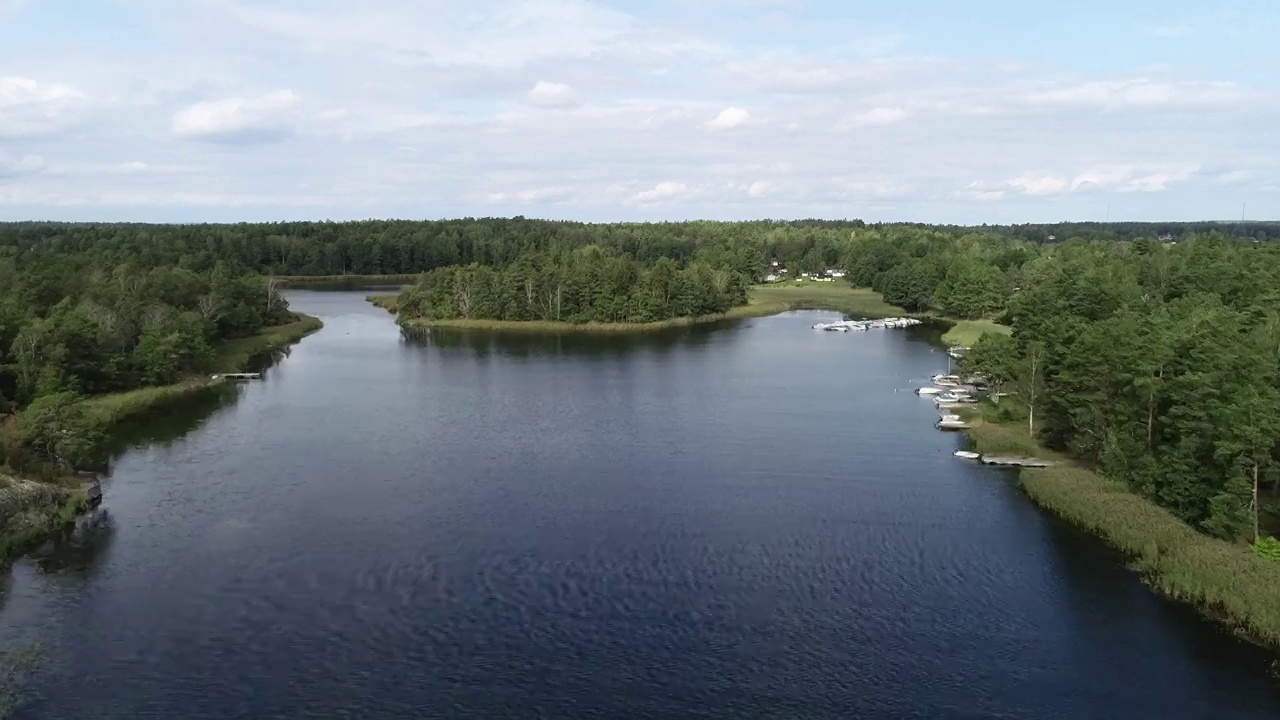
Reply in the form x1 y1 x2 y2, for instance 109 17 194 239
960 410 1280 651
384 282 1010 344
0 313 322 564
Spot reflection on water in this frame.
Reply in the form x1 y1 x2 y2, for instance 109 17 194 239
24 510 116 576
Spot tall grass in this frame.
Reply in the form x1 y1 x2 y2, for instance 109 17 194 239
211 313 322 372
367 294 398 312
1021 466 1280 648
277 274 418 288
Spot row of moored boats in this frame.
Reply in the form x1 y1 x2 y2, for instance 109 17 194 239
812 317 924 332
917 374 980 431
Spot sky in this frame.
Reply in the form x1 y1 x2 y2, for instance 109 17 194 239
0 0 1277 224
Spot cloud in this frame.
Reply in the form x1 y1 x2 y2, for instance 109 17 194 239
119 161 149 173
527 81 577 108
705 107 750 130
0 153 45 179
172 90 301 143
1027 79 1254 109
747 181 771 197
635 181 687 202
843 106 908 129
1010 175 1070 196
485 186 574 204
0 76 86 137
998 165 1201 198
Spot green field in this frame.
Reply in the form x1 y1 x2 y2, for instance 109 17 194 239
747 283 909 319
940 319 1011 347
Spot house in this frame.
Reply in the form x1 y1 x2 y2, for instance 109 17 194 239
764 273 781 282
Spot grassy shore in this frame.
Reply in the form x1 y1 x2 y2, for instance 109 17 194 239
1 314 322 564
387 282 913 332
747 282 910 318
278 273 418 288
368 294 398 312
940 319 1011 347
963 412 1280 649
75 313 323 431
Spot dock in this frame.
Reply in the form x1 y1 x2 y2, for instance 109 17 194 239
980 456 1058 468
937 420 970 430
211 372 262 381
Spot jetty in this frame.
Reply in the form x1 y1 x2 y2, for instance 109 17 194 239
980 456 1058 468
211 372 262 381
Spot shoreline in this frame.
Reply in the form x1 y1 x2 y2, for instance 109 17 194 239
0 313 323 565
375 283 973 335
960 413 1280 652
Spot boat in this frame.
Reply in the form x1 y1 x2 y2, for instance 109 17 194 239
954 451 981 460
916 387 945 395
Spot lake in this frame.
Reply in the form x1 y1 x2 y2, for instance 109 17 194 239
2 290 1277 719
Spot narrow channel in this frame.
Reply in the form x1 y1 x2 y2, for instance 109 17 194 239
2 290 1277 719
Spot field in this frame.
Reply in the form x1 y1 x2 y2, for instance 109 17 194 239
746 283 909 319
940 319 1011 347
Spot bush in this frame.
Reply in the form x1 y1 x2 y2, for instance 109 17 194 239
1254 536 1280 561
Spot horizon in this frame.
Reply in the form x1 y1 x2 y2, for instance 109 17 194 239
2 0 1277 224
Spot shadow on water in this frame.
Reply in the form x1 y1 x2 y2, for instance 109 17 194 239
101 384 244 458
401 317 751 358
23 510 116 577
1038 500 1280 686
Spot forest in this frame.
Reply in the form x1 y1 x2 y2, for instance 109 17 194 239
397 249 748 324
2 218 1279 549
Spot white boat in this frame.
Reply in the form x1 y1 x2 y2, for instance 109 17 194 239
954 451 981 460
916 387 945 395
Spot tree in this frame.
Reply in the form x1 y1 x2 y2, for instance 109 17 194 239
962 332 1017 404
6 392 102 475
1017 341 1046 438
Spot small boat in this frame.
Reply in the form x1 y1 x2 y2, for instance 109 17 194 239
954 451 981 460
916 387 945 395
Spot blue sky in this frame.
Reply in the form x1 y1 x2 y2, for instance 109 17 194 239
0 0 1276 223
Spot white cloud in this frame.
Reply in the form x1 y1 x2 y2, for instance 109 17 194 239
485 186 574 204
527 81 577 108
172 90 301 142
843 106 908 129
747 181 771 197
1027 79 1254 109
705 107 750 130
119 161 148 173
1008 174 1070 194
635 181 687 202
0 76 86 137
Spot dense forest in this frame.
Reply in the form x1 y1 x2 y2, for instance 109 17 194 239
0 243 293 474
398 249 748 324
2 219 1279 548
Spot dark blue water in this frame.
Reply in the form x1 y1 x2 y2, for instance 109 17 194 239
2 290 1277 719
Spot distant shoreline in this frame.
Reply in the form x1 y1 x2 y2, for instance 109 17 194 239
371 283 986 335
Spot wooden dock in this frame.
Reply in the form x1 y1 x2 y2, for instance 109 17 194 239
980 456 1058 468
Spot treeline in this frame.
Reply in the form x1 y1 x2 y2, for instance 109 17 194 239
946 237 1280 544
0 256 292 474
5 219 1273 281
397 248 749 324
